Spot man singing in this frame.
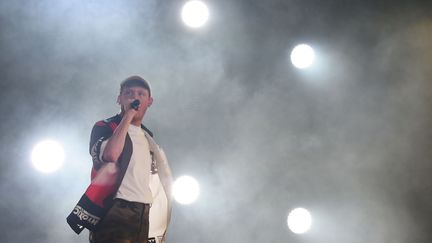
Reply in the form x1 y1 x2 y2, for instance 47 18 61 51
67 76 173 243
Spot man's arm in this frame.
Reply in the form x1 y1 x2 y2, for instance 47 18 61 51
102 109 136 162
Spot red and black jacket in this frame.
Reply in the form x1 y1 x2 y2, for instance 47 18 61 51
67 114 154 234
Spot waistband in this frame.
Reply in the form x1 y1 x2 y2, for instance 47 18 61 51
114 198 151 209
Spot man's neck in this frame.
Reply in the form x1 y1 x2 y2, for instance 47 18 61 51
131 119 142 127
119 111 144 127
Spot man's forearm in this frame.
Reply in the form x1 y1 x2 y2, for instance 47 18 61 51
102 113 134 162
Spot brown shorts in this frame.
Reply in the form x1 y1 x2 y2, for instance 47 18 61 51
89 199 151 243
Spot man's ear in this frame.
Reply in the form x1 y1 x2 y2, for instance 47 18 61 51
116 95 121 105
148 97 154 107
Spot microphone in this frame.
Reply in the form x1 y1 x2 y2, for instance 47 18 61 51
130 99 140 110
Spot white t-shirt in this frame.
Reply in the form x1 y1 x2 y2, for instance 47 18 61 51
100 124 153 203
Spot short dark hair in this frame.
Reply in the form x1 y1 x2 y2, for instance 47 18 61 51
120 76 151 96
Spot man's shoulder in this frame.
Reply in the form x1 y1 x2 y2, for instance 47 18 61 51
141 124 154 137
95 114 122 127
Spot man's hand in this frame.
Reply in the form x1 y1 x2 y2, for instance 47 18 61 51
122 100 139 123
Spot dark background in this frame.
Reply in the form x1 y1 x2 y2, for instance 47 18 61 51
1 0 431 242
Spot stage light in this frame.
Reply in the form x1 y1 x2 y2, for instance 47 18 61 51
181 0 209 28
290 44 315 69
287 207 312 234
31 139 65 173
173 175 200 204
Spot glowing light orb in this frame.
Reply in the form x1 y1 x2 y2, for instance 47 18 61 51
181 1 209 28
287 207 312 234
290 44 315 69
173 175 200 204
31 140 65 173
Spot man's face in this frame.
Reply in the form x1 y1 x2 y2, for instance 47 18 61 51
117 86 153 116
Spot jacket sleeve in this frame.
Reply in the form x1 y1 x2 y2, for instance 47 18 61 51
89 121 112 171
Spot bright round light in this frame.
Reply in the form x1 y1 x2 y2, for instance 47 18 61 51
287 207 312 234
31 140 65 173
173 175 200 204
290 44 315 69
181 1 209 28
